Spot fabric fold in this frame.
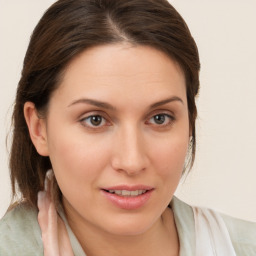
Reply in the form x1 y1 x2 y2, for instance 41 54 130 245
37 170 74 256
192 206 237 256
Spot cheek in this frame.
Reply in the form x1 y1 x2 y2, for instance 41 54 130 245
47 132 115 214
47 128 113 192
149 135 188 177
145 135 188 213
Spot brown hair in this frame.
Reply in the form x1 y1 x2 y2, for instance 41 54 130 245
10 0 200 207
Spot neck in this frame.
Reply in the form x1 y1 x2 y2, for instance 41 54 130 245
64 203 179 256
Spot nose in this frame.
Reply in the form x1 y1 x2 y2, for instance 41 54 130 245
111 125 148 176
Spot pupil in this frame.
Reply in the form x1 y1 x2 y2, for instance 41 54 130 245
91 116 102 126
154 115 165 124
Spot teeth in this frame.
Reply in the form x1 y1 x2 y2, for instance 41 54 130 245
131 191 138 196
107 189 147 197
115 190 122 195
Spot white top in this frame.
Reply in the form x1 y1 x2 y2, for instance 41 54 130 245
1 196 256 255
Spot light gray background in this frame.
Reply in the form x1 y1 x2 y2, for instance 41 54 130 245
1 0 256 221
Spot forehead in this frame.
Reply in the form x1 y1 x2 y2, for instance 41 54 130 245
64 43 184 81
53 44 186 106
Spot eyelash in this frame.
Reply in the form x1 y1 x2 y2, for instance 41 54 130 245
146 113 175 127
80 114 110 129
79 112 175 130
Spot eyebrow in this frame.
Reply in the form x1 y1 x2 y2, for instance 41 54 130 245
68 96 183 110
68 98 116 110
149 96 184 109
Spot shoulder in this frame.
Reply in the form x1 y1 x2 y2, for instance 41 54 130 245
172 197 256 256
0 202 43 256
221 213 256 255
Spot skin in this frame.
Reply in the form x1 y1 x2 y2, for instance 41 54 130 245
25 44 190 256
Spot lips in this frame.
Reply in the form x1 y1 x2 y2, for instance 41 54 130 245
101 185 154 210
106 189 147 196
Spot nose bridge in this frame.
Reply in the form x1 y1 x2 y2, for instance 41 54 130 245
112 123 146 175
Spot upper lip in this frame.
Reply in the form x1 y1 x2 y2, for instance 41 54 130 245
102 185 154 191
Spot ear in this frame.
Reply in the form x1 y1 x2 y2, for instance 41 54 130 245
24 102 49 156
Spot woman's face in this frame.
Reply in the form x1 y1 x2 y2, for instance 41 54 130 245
42 44 190 236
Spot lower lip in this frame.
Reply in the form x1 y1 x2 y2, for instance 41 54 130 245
101 190 153 210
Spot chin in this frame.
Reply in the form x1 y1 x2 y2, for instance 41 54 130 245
100 213 160 237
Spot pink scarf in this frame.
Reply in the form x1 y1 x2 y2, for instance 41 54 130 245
37 170 74 256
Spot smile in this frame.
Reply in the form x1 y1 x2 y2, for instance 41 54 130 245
106 189 147 197
101 186 154 210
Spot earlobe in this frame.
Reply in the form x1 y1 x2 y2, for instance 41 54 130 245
24 102 49 156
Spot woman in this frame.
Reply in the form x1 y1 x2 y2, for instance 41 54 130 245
0 0 255 255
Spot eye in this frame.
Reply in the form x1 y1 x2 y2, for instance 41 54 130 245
80 115 107 128
147 113 174 126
